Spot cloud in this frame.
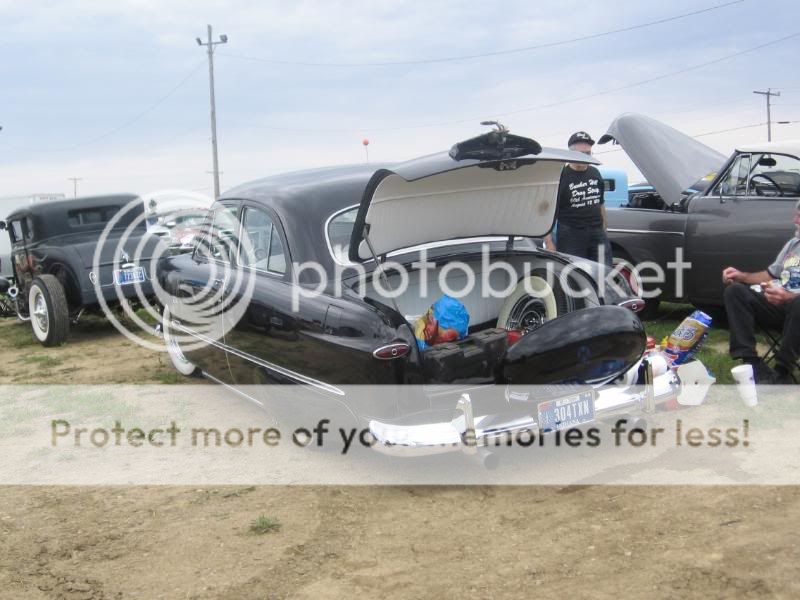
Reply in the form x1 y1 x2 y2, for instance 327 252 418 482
1 0 798 197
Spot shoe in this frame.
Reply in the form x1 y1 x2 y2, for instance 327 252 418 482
753 361 778 384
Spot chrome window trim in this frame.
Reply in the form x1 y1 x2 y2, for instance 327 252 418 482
607 229 684 235
238 206 288 277
325 203 360 266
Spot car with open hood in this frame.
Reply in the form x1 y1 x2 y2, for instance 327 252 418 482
601 113 800 315
156 128 694 456
0 194 160 346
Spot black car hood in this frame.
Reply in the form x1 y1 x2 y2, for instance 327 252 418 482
347 144 599 262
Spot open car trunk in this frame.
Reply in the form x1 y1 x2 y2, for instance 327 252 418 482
356 252 645 386
347 133 645 386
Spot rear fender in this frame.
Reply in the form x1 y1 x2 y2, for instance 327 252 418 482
502 306 645 385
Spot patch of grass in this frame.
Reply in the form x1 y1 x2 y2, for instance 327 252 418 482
249 515 281 535
641 303 737 384
156 370 184 384
134 307 160 326
18 355 64 369
0 323 38 348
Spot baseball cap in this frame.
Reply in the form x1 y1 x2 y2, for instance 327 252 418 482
567 131 595 147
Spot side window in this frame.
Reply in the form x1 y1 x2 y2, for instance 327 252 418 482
747 154 800 197
10 220 24 244
194 206 240 263
715 154 751 196
239 207 287 275
327 207 358 264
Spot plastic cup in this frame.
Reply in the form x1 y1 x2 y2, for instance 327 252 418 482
731 364 758 407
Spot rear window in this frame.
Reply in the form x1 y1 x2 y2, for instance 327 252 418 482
67 206 123 227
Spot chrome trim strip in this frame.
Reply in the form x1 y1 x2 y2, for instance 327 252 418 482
201 371 264 408
173 320 346 397
607 229 684 235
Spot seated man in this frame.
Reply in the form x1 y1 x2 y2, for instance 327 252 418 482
722 200 800 383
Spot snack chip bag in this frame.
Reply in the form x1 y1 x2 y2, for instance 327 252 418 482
414 295 469 350
663 310 712 366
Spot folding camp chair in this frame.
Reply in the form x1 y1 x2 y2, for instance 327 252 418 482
759 325 800 383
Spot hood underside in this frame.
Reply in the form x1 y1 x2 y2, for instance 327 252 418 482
598 113 726 204
348 147 598 262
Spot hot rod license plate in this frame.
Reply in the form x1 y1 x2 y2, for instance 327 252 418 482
114 267 146 285
537 390 595 433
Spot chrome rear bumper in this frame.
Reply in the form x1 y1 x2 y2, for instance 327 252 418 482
369 363 692 457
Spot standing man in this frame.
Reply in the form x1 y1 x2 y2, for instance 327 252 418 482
544 131 611 266
722 199 800 383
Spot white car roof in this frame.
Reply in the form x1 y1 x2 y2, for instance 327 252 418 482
736 140 800 158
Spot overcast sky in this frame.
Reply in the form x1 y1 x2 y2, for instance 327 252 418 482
1 0 799 202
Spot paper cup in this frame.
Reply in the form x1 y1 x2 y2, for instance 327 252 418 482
731 364 758 407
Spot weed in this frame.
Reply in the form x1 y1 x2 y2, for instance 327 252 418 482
249 515 281 535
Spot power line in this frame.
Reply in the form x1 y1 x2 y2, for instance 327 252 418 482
3 61 206 153
221 31 800 134
219 1 745 67
594 120 786 156
693 121 767 138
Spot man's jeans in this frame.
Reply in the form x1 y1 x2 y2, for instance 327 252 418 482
555 222 613 267
724 282 800 369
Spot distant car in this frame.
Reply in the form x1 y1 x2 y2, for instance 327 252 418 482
147 209 208 252
600 114 799 314
597 166 629 208
0 195 159 346
154 129 666 455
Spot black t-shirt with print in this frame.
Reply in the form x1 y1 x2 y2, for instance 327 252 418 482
556 165 605 229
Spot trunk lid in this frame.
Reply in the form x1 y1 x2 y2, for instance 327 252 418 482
348 130 598 262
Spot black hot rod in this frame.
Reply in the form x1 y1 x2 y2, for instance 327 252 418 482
0 194 159 346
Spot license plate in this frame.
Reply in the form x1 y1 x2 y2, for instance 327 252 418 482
537 390 595 432
114 267 146 286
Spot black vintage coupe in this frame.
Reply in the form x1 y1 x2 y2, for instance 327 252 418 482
157 131 671 454
0 195 158 346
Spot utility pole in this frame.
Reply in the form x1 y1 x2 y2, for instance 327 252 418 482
753 88 781 141
196 25 228 199
67 177 82 198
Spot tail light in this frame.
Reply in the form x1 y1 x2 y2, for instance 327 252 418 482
506 329 523 346
373 342 411 360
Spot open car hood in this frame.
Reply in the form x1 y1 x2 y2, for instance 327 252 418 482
598 113 726 204
348 133 598 262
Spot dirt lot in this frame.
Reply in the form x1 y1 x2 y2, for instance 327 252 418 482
1 316 798 599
